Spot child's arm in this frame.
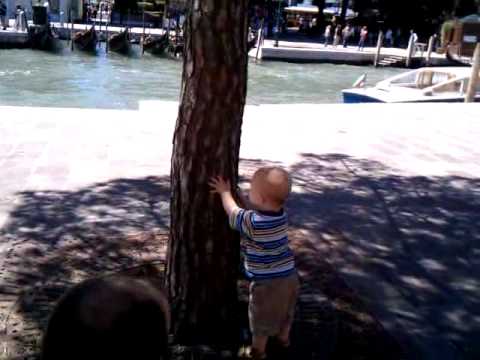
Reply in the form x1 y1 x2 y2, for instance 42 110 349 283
209 176 239 217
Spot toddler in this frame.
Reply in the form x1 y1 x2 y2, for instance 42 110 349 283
210 167 299 359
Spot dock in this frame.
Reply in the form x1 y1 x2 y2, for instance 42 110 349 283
0 21 169 48
0 28 29 48
250 39 454 67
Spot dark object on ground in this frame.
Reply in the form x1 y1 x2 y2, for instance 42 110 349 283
41 275 170 360
73 26 98 52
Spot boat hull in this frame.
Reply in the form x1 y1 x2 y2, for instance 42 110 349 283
142 34 168 56
342 90 480 103
342 91 384 103
108 30 130 54
73 27 97 53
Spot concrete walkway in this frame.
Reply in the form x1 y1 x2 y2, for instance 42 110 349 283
251 39 452 66
0 102 479 359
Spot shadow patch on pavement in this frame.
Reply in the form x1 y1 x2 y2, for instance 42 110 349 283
288 153 480 359
0 176 171 358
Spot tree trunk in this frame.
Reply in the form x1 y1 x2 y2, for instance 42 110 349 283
340 0 350 22
313 0 326 27
167 0 249 347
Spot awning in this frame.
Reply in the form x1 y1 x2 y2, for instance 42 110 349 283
284 5 319 14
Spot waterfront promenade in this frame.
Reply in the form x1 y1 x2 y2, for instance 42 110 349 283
0 102 479 359
251 39 452 66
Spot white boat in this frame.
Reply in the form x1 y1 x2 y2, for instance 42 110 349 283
342 67 480 103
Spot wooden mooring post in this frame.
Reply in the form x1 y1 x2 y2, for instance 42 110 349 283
425 35 436 66
69 8 74 51
406 35 415 68
374 31 384 67
465 42 480 103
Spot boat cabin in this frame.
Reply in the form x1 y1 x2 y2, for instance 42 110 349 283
441 14 480 57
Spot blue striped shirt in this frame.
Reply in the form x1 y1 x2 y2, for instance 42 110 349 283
230 207 296 280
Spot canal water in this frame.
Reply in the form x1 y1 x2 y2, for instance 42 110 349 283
0 46 403 109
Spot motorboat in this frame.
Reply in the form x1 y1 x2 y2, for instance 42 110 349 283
342 67 480 103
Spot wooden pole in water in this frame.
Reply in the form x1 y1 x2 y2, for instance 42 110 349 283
70 8 74 51
406 35 415 68
374 31 384 67
465 42 480 103
98 5 102 42
255 19 264 64
141 5 146 55
426 34 436 66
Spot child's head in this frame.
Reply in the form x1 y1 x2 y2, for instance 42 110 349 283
41 275 170 360
249 167 291 210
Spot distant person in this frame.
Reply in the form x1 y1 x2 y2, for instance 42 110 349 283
409 29 418 54
333 24 342 47
14 5 27 32
357 26 368 51
385 28 393 47
41 276 170 360
342 25 352 48
0 1 7 30
210 167 299 360
324 24 331 47
409 29 418 45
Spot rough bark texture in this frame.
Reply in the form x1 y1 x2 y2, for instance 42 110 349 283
167 0 249 347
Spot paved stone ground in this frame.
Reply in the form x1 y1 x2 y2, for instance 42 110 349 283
0 102 479 359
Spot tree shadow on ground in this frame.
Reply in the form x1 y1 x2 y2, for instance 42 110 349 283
0 176 171 358
286 153 480 360
1 153 479 359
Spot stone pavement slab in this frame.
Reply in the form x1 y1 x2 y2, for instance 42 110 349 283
0 102 479 359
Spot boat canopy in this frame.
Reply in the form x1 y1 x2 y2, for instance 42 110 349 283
284 5 357 19
284 5 319 14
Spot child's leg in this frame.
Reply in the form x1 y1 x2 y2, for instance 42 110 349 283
275 274 300 347
251 335 268 359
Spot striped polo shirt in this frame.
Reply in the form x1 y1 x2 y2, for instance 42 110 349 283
230 207 296 280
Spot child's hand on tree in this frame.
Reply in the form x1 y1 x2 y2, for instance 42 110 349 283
209 176 231 195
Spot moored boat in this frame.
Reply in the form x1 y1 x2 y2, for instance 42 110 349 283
142 33 168 55
73 26 98 53
108 28 130 54
342 67 480 103
28 24 60 52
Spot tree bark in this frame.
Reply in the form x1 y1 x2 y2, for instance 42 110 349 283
340 0 350 22
167 0 249 347
312 0 326 27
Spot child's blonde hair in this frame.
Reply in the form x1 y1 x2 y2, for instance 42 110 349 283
252 167 291 207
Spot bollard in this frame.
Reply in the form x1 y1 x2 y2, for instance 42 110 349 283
255 19 264 64
374 31 384 67
426 35 436 66
70 8 74 51
406 36 415 67
465 42 480 103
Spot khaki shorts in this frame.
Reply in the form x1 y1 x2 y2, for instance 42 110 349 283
249 273 299 337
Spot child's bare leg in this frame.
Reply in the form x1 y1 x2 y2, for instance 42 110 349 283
276 321 292 346
251 335 268 359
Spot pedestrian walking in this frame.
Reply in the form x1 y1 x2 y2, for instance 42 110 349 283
0 1 7 30
324 24 331 47
333 24 342 47
385 28 393 47
342 25 352 48
357 26 368 51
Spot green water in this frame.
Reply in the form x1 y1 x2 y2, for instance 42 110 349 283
0 44 403 109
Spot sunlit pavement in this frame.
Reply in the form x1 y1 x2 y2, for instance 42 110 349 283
0 102 479 359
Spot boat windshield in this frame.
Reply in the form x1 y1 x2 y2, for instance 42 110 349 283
388 70 454 89
429 78 468 95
